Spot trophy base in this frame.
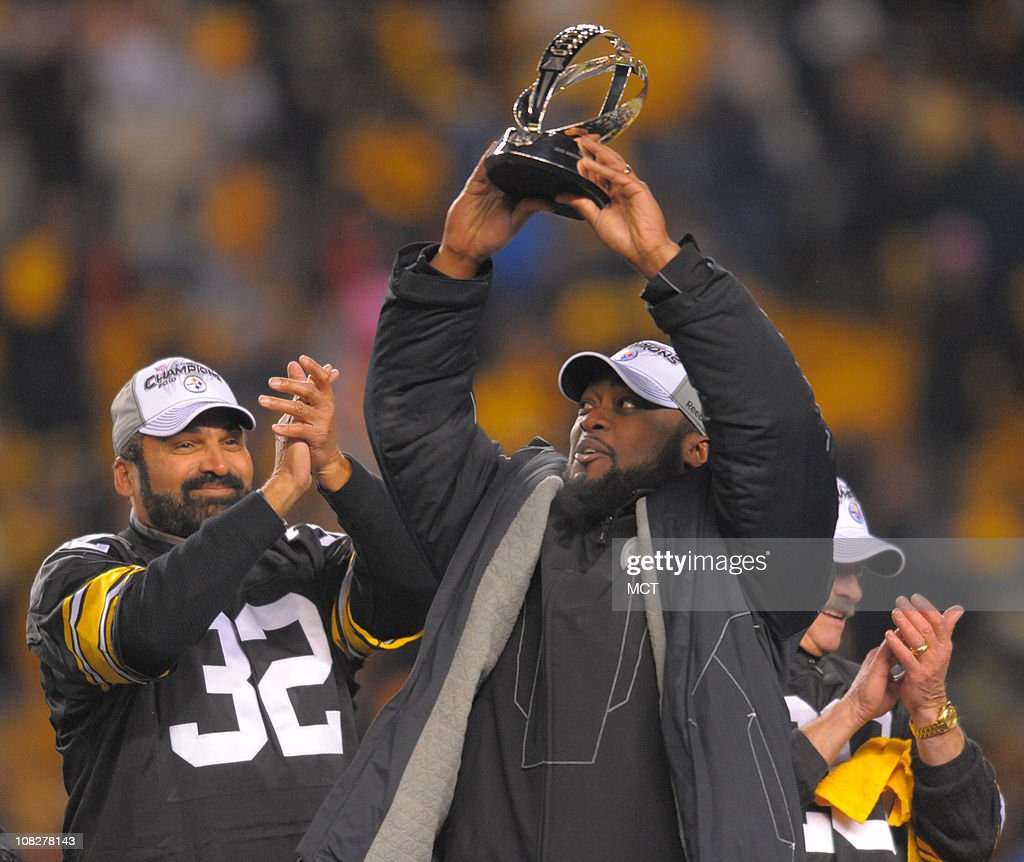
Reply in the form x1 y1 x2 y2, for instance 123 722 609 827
485 128 610 220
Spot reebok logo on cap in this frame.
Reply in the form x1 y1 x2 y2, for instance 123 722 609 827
558 340 707 435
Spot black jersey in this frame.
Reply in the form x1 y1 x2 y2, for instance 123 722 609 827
27 471 432 862
787 649 909 860
787 647 1002 862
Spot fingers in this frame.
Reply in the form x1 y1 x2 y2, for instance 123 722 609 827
892 594 938 650
890 594 963 653
260 356 339 434
943 604 965 633
297 355 335 390
555 193 600 221
909 593 950 643
269 420 311 439
259 395 310 418
865 642 898 680
886 593 957 697
884 628 916 665
511 196 553 227
876 639 896 666
862 645 886 675
577 156 638 196
575 134 628 171
263 377 314 402
572 135 640 199
264 356 337 401
868 643 893 665
874 641 903 684
465 141 499 192
265 357 342 476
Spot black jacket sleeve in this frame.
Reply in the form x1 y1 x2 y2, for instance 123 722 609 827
28 492 287 686
642 237 838 636
910 738 1002 861
319 455 437 642
115 492 288 678
790 728 831 810
364 242 509 577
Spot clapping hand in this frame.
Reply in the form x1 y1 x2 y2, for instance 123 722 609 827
260 356 351 493
885 593 964 726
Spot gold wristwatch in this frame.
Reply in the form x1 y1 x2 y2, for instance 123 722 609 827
909 700 959 739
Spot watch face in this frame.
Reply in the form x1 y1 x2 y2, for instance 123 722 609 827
917 700 954 737
914 701 958 738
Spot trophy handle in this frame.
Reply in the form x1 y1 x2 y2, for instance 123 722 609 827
485 24 648 220
515 24 647 143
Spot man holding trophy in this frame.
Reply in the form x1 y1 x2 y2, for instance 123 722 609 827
299 25 837 861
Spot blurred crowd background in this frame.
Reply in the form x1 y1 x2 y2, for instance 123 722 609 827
1 0 1022 858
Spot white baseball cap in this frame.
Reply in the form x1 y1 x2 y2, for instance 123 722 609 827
111 357 255 454
558 340 707 435
833 477 905 577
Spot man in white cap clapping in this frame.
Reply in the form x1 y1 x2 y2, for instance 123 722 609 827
26 355 436 861
787 478 1002 861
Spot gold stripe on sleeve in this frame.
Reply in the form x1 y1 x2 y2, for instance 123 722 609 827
62 592 104 689
330 599 359 660
62 565 144 686
339 597 375 658
344 596 423 653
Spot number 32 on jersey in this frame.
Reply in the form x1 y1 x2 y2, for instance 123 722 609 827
169 593 343 767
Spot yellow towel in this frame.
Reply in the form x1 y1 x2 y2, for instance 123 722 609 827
814 736 943 862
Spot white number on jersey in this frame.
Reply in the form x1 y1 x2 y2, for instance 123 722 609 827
169 593 342 767
786 693 896 854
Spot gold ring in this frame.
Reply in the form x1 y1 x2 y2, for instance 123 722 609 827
623 164 633 175
912 642 929 656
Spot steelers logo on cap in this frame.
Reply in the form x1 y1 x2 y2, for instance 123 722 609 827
183 375 208 393
848 500 864 524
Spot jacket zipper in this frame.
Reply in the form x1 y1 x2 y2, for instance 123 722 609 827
597 488 657 547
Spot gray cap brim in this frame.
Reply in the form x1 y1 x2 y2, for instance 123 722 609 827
559 353 675 406
833 536 906 577
558 352 707 435
138 400 255 439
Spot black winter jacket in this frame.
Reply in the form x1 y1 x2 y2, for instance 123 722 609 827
299 237 838 861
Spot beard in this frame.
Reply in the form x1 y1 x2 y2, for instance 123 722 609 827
136 460 249 538
555 427 685 529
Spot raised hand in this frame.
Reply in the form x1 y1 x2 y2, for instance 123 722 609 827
432 144 551 280
556 135 681 279
842 642 901 727
259 356 352 493
884 593 964 725
800 639 903 767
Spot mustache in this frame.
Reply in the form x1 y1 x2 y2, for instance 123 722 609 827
822 595 857 618
576 436 616 459
182 473 246 494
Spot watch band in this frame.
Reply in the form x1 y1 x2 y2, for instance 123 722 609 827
909 700 959 739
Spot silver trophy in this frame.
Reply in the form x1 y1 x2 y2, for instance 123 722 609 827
485 24 648 219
